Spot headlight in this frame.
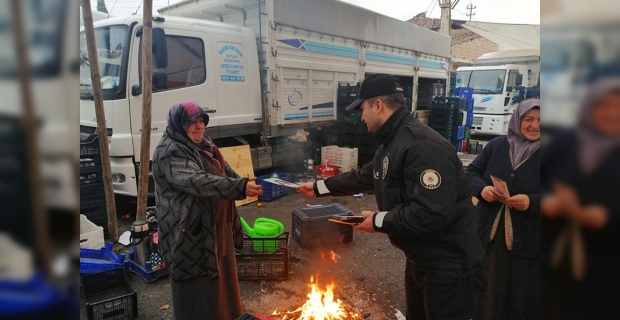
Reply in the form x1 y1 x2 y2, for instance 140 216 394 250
112 173 126 183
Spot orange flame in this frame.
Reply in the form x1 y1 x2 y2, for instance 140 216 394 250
330 250 338 264
289 276 348 319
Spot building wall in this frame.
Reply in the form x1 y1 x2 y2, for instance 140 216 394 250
452 36 500 62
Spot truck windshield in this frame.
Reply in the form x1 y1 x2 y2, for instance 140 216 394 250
80 25 128 100
455 69 506 94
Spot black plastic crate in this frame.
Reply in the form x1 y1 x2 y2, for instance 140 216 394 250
337 122 359 134
429 120 454 130
81 197 107 210
337 132 358 146
292 204 353 248
447 97 466 111
80 134 101 158
80 157 102 175
337 82 360 94
81 267 138 320
235 232 290 280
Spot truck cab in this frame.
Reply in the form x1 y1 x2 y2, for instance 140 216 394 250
455 49 540 135
79 16 262 197
455 64 527 135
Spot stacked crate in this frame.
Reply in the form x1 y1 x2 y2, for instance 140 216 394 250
449 72 457 96
454 87 474 152
429 96 458 141
80 134 108 238
337 82 361 116
321 146 358 173
416 82 445 111
335 82 378 166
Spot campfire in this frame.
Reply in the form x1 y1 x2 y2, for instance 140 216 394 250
271 251 362 320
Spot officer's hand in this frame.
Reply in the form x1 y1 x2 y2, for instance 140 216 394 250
246 177 263 197
352 211 376 233
481 186 503 202
296 182 316 197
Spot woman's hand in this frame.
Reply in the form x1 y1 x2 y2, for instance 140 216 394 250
481 186 503 202
506 194 530 211
245 177 263 197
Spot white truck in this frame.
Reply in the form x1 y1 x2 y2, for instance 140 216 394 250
455 48 540 135
79 0 451 201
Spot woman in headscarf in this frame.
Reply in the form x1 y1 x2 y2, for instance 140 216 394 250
152 101 263 320
540 78 620 319
466 98 541 320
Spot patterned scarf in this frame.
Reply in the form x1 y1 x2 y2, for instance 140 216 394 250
167 100 225 170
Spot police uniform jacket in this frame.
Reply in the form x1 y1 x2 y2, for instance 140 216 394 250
314 107 486 275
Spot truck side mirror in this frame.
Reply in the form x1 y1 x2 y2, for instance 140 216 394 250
132 84 142 96
516 74 523 86
152 28 168 68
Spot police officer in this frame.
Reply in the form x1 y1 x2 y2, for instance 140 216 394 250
298 74 488 320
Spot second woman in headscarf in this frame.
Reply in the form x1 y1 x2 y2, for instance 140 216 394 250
466 98 541 320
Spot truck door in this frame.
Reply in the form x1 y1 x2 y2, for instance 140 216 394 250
127 26 218 163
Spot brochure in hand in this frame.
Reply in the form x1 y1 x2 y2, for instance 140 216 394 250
490 175 512 208
262 177 300 189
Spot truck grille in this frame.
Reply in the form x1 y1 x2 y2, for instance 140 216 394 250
474 107 487 111
473 116 484 126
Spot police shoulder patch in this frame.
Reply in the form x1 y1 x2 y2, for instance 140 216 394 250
420 169 441 190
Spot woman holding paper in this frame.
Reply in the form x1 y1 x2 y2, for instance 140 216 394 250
466 98 540 320
540 78 620 319
152 101 262 320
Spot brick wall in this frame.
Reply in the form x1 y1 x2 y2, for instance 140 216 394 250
452 36 500 61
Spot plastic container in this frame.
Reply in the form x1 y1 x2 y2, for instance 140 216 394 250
455 87 473 99
321 146 358 169
465 98 474 112
0 272 61 317
81 267 138 320
127 258 169 283
466 112 474 126
256 170 293 201
80 214 104 249
292 204 353 248
80 242 128 275
336 113 361 124
235 232 290 281
452 125 466 140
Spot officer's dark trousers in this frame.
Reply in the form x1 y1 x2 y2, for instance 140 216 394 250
405 260 485 320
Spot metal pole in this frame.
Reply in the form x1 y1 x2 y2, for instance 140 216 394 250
81 0 119 242
136 0 153 221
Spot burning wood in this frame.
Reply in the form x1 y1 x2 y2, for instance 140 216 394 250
271 275 362 320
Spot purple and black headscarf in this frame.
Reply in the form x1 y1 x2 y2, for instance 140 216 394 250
167 100 225 169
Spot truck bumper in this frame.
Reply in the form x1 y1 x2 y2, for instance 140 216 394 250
472 114 510 135
110 156 138 197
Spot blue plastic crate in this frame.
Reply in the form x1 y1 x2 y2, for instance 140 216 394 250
80 242 128 275
455 87 473 99
466 112 474 126
0 272 62 317
256 170 293 201
465 98 474 112
128 259 169 283
452 125 465 140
